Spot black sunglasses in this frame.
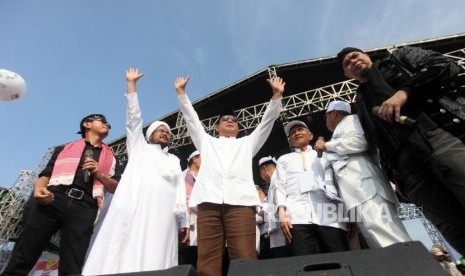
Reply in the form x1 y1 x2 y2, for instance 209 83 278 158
87 117 111 129
220 115 238 123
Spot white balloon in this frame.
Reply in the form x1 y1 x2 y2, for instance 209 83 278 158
0 69 27 101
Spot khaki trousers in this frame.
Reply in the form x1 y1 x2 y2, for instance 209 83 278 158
197 203 256 276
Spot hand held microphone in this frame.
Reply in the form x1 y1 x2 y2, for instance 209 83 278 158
83 149 93 183
317 136 324 158
371 106 417 126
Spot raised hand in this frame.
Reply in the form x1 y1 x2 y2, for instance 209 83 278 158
266 76 285 99
126 67 144 82
126 67 144 93
174 76 190 96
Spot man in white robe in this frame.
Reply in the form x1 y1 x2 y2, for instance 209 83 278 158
173 76 284 276
314 100 411 248
82 68 189 275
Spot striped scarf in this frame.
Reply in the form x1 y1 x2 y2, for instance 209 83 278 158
49 139 115 208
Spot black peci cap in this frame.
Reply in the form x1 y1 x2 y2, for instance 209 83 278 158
337 47 363 70
77 114 108 135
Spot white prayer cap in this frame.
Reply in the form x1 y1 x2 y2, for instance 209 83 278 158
187 150 200 162
258 156 277 167
145 120 171 142
326 100 351 114
284 120 309 137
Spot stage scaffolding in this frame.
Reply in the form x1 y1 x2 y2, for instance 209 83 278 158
109 46 465 163
0 147 56 272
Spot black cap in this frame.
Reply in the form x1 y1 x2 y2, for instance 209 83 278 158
337 47 363 70
77 114 108 135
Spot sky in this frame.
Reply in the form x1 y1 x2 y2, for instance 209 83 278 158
1 0 465 256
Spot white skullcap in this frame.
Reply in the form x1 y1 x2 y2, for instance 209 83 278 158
145 120 171 142
284 120 309 137
326 100 351 114
258 156 277 167
187 150 200 162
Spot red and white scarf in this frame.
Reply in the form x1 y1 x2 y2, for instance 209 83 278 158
49 139 115 208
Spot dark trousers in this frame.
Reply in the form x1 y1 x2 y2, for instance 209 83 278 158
395 128 465 255
270 245 291 258
290 224 349 256
178 246 198 269
258 234 271 259
1 191 97 276
196 203 256 276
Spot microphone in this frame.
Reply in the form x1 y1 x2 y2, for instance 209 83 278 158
371 106 417 126
317 136 324 158
83 149 93 183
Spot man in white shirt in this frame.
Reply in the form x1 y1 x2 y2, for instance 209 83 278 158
314 100 411 248
173 76 284 276
258 156 291 258
275 120 349 256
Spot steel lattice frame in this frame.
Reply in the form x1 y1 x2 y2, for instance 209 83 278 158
0 147 56 272
398 203 456 263
0 170 35 272
0 170 35 246
108 78 360 161
108 47 465 162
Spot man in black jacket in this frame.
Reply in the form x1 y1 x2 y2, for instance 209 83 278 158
337 46 465 255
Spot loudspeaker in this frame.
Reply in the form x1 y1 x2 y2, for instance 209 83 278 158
228 241 448 276
106 265 197 276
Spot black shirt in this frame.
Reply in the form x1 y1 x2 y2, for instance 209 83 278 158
39 141 122 197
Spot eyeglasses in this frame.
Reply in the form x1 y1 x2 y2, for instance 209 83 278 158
88 118 111 129
220 115 238 123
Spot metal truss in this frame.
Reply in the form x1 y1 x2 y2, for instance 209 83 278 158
444 48 465 69
280 80 358 123
108 47 465 162
0 170 35 245
0 147 56 271
398 203 455 262
0 170 35 272
108 79 360 160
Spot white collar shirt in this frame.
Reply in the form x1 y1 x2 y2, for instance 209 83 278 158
178 95 282 207
274 146 346 230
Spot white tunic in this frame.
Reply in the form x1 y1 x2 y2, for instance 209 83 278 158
325 115 398 212
82 93 187 275
178 95 282 207
325 115 411 247
275 147 346 230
